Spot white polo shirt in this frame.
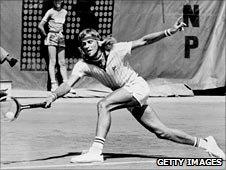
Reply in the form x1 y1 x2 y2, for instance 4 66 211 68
72 42 139 90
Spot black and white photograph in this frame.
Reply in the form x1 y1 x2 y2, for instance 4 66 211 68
0 0 225 169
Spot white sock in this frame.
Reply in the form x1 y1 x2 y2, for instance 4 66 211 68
197 138 208 150
89 136 105 155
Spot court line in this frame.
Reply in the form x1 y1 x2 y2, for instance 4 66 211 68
1 160 156 169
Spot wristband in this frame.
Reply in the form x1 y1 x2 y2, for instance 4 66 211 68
50 92 57 101
164 29 172 37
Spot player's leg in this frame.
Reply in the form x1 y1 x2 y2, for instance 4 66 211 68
71 87 140 163
57 46 67 83
95 88 140 139
130 105 196 145
48 45 58 91
130 105 225 159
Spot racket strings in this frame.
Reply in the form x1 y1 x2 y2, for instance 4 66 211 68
0 98 18 122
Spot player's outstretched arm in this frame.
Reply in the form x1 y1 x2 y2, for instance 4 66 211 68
131 17 186 50
44 74 80 108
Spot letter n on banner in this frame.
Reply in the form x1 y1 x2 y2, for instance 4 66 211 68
183 4 199 27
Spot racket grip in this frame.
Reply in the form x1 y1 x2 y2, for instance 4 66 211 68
23 102 47 109
38 102 47 108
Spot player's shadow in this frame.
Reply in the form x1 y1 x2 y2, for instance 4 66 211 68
2 152 178 165
103 152 165 159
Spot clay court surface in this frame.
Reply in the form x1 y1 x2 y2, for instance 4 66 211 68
1 96 225 169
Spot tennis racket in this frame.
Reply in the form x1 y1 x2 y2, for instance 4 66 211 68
0 97 47 122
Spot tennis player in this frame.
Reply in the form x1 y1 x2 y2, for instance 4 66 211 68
44 17 225 163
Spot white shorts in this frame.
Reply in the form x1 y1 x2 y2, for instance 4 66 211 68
123 76 150 106
44 32 65 47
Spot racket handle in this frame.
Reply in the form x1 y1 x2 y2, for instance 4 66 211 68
22 102 47 109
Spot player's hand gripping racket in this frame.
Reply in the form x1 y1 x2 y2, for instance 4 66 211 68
174 16 186 31
0 97 47 122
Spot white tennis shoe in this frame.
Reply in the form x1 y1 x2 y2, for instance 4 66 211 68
70 152 104 163
205 136 225 160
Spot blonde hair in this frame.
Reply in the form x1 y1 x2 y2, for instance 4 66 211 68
78 28 117 58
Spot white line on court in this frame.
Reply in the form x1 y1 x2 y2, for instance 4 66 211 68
1 160 156 169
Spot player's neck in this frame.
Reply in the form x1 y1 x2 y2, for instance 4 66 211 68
93 50 104 62
91 52 107 69
53 7 62 11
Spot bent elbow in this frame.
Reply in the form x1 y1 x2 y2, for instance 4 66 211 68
38 23 42 30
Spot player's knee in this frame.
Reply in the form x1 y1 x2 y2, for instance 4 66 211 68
97 100 109 113
49 59 56 66
58 60 66 67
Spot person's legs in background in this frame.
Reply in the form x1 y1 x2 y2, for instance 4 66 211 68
57 46 67 83
48 45 58 91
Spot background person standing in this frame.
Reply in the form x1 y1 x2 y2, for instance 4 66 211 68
38 0 68 91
